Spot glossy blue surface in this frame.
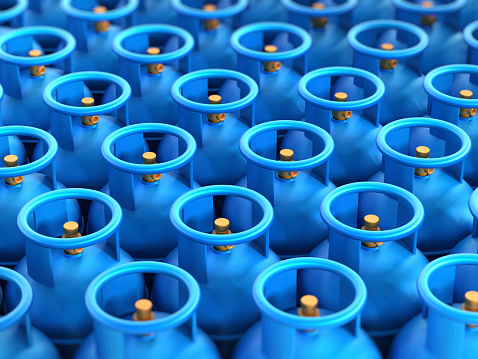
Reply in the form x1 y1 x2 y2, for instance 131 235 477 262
352 0 394 24
135 0 177 25
24 0 66 29
0 0 27 30
242 0 287 24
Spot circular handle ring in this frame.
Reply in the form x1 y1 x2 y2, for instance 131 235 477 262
0 267 32 330
61 0 138 22
391 0 466 14
281 0 357 17
0 0 28 24
463 21 478 50
171 0 248 19
469 188 478 223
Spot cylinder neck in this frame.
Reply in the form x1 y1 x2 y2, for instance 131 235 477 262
414 146 434 177
3 154 23 186
277 149 299 180
311 2 328 28
81 97 99 126
146 47 164 75
28 49 46 78
212 218 234 252
62 221 84 256
361 214 383 249
93 5 111 33
203 3 220 31
420 1 436 27
298 294 319 333
207 94 226 124
141 152 161 183
262 45 282 73
379 43 398 70
459 90 477 119
332 92 352 121
462 291 478 328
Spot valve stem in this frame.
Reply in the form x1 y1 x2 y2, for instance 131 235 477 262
146 47 164 75
361 214 383 248
298 295 320 317
462 291 478 328
420 1 436 26
332 92 352 121
207 95 226 124
142 152 161 183
379 43 398 70
414 146 434 177
81 97 99 126
212 218 234 252
311 2 328 28
3 155 23 186
93 5 110 33
277 149 299 180
263 45 281 73
203 3 220 31
133 299 155 321
28 50 46 77
459 90 477 118
62 221 84 256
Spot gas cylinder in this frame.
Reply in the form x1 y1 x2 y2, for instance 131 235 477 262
87 123 214 261
233 257 382 359
230 22 311 124
75 261 221 359
157 69 258 186
135 0 177 25
352 0 394 24
366 117 473 257
5 188 145 357
299 182 428 353
33 71 133 191
0 126 81 267
335 19 429 125
171 0 248 71
24 0 66 29
280 0 356 70
110 24 194 132
222 120 336 258
392 0 467 74
281 67 384 186
152 185 282 357
419 64 478 188
242 0 287 24
0 0 27 34
389 253 478 359
460 2 478 29
0 266 60 359
61 0 138 75
0 26 76 135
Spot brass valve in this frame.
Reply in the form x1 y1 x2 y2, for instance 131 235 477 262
298 295 320 317
3 155 23 186
28 50 46 77
207 95 227 123
263 45 281 73
361 214 383 248
277 149 298 180
332 92 352 121
212 218 234 252
462 291 478 328
414 146 434 177
146 47 164 75
459 90 477 118
93 5 110 33
379 43 398 70
81 97 99 126
420 1 436 26
141 152 161 183
133 299 155 321
311 2 328 28
62 221 84 256
203 3 220 31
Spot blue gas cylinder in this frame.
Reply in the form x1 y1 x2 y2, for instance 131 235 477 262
61 0 138 75
299 182 428 353
335 20 429 125
230 22 311 124
242 0 287 24
0 267 60 359
367 117 473 257
24 0 66 29
110 24 194 131
87 123 213 261
32 71 132 191
135 0 177 25
5 188 145 357
75 261 220 359
389 253 478 359
352 0 394 24
0 126 81 267
222 120 336 258
171 0 248 72
157 69 258 186
0 0 27 34
152 185 282 357
392 0 467 74
280 0 356 70
233 257 382 359
460 1 478 29
0 26 75 134
281 67 384 186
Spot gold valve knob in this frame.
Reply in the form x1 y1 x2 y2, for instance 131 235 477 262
414 146 434 177
361 214 383 248
93 5 111 33
332 92 352 121
212 218 234 252
133 299 155 321
420 1 436 26
462 291 478 328
3 155 23 186
203 3 220 31
28 49 46 77
141 152 161 183
146 47 164 75
80 97 99 126
459 90 477 118
311 2 328 28
263 45 282 73
298 295 320 317
379 43 398 70
277 149 299 180
207 95 226 123
62 221 84 255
